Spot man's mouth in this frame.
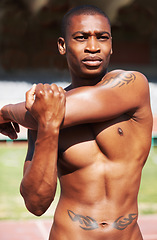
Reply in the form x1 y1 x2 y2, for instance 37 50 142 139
82 56 102 67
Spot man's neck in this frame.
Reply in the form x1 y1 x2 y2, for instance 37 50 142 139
70 71 108 89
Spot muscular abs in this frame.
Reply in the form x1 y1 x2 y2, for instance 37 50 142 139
50 117 144 240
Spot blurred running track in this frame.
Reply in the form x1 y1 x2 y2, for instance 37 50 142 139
0 215 157 240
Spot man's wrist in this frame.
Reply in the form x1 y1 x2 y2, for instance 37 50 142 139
37 123 60 138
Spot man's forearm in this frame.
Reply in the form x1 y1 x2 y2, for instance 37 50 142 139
20 123 59 216
1 102 37 130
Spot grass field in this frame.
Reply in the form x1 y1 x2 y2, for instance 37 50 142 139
0 142 157 220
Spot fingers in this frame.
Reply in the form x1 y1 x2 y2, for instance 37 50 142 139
35 83 46 98
51 84 65 98
0 123 18 140
35 83 65 100
25 84 36 110
50 83 58 91
35 83 54 99
58 86 66 105
25 83 66 112
58 86 66 94
27 83 64 99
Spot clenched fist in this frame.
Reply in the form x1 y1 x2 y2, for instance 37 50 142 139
25 83 66 130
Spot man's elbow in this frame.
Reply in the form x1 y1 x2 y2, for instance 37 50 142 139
20 185 55 216
25 202 47 216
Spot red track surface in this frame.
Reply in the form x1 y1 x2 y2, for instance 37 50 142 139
0 215 157 240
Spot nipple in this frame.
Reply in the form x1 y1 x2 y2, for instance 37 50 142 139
118 127 123 136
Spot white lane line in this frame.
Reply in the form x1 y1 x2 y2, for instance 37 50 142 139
144 234 157 240
35 220 49 240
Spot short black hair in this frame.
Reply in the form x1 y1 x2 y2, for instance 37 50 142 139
61 5 111 39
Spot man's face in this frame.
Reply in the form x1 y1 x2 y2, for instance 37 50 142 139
59 14 112 80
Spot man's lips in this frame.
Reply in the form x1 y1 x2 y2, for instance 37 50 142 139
82 56 102 67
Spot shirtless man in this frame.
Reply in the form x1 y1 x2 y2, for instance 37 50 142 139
0 5 153 240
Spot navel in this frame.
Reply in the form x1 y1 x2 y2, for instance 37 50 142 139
99 221 108 228
118 127 123 136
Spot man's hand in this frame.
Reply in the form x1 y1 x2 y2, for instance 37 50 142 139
26 83 66 129
0 108 20 139
0 122 20 140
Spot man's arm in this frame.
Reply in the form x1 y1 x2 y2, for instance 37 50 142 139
20 84 65 216
0 70 151 131
0 102 37 130
63 70 150 127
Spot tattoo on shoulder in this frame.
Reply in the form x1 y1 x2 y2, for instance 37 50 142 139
100 72 136 88
67 210 137 231
112 213 138 230
67 210 99 230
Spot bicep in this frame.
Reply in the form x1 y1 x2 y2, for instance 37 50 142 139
63 71 149 127
64 86 127 127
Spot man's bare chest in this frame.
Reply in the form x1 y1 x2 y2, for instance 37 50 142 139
58 124 98 168
58 115 132 171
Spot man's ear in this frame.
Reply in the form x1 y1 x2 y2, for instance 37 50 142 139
58 37 66 55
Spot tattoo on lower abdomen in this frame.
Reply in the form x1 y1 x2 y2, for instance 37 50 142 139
101 72 136 88
67 210 99 230
112 213 137 230
67 210 137 231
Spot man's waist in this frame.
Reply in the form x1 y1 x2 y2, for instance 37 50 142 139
53 201 141 240
55 197 138 229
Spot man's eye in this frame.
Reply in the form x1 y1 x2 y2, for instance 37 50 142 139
74 36 86 41
98 36 109 40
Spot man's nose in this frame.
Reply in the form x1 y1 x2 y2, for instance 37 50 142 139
85 36 100 53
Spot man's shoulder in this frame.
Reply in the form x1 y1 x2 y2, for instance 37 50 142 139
96 69 151 116
107 69 148 81
100 69 149 91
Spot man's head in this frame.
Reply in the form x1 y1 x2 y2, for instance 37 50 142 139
61 5 111 40
58 5 112 84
